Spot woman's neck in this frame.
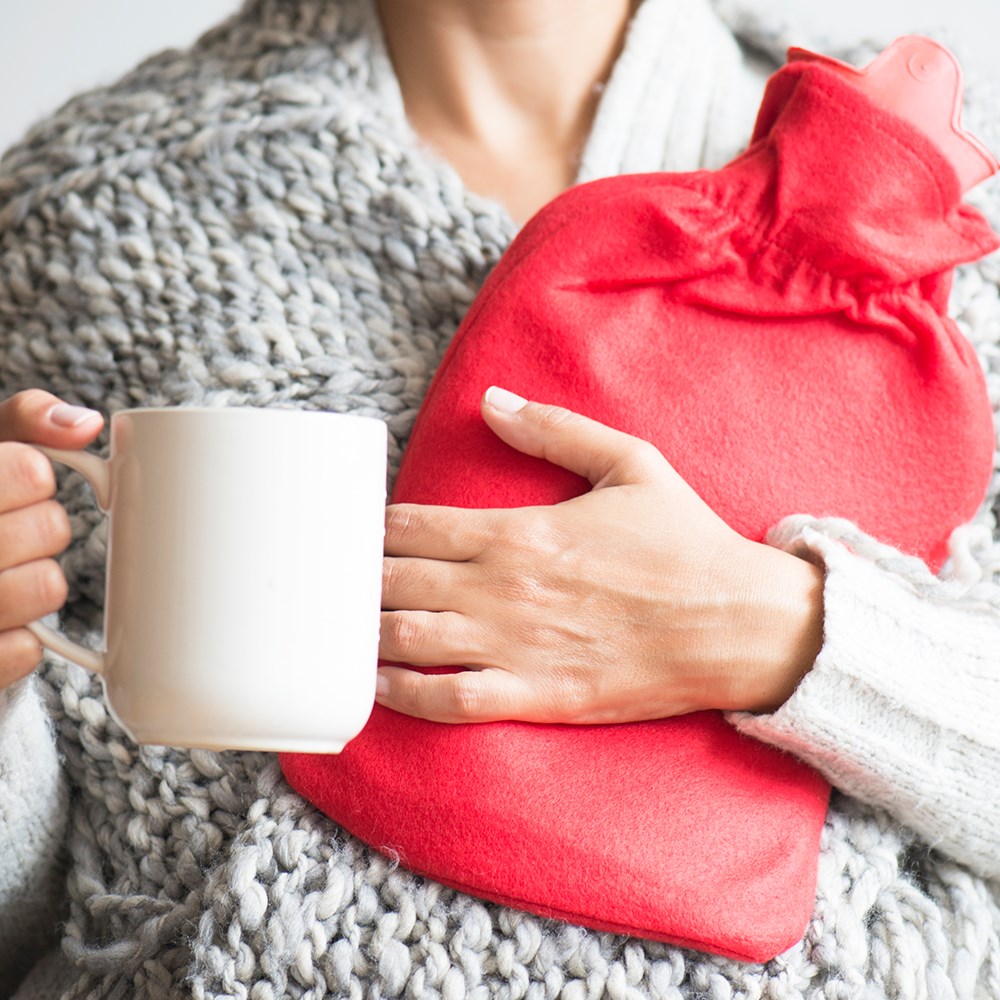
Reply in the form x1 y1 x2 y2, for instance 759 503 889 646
376 0 637 222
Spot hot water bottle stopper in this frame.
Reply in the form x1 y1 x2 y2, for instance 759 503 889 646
282 38 999 961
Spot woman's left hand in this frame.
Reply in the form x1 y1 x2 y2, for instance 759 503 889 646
377 387 824 724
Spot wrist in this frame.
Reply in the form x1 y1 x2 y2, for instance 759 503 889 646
724 538 825 713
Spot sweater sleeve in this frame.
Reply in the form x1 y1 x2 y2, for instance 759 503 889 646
728 515 1000 880
0 676 70 997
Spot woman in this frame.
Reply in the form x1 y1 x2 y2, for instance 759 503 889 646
0 0 998 996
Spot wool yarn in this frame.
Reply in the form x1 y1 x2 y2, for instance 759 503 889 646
2 0 1000 997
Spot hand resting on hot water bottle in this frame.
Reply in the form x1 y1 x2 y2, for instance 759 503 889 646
282 38 999 961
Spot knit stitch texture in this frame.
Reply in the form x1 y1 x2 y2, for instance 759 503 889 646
1 0 1000 997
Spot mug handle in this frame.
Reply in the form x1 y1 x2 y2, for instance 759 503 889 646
26 447 111 676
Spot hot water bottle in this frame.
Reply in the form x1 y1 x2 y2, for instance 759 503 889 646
283 38 999 961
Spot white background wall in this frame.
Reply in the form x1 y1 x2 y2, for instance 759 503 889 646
0 0 239 153
1 0 998 155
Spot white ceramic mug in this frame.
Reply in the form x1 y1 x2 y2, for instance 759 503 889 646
28 407 387 753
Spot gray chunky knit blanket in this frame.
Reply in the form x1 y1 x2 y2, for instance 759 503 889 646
2 0 1000 997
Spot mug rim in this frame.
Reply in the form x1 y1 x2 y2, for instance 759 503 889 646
111 406 385 424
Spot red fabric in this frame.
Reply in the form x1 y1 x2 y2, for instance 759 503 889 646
282 62 998 961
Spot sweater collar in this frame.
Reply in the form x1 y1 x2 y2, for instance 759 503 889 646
239 0 770 208
577 0 769 181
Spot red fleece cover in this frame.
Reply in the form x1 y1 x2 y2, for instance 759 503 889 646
282 62 998 961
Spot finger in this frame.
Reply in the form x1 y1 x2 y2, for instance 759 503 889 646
384 503 496 560
379 609 484 667
0 559 68 632
480 386 662 488
375 664 529 723
382 556 470 612
0 389 103 447
0 443 58 512
0 628 44 689
0 501 72 570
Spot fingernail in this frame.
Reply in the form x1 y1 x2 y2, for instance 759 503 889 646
484 386 528 414
49 404 101 429
376 671 390 697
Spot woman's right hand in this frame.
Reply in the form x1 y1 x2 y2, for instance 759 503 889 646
0 391 104 690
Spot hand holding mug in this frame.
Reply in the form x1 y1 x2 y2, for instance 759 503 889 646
0 390 104 690
3 397 387 754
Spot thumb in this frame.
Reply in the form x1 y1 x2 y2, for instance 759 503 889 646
480 386 659 487
0 389 104 447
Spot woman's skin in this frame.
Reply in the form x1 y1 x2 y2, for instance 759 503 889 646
378 387 825 723
377 0 638 223
0 0 826 721
0 391 103 686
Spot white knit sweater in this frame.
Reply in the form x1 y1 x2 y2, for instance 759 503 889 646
1 0 999 997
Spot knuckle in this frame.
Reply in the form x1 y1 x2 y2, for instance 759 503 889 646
498 510 561 562
392 668 447 721
389 670 425 717
6 443 55 500
3 390 53 439
381 557 399 595
492 529 564 608
534 404 576 436
519 513 562 561
447 673 482 719
627 439 663 473
7 388 47 419
37 500 72 551
384 612 421 660
6 629 43 675
33 559 68 614
384 505 421 546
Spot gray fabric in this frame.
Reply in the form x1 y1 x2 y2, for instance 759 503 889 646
1 0 999 996
10 949 77 1000
0 680 69 999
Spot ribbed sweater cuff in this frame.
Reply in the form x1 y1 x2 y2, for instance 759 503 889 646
728 516 1000 880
